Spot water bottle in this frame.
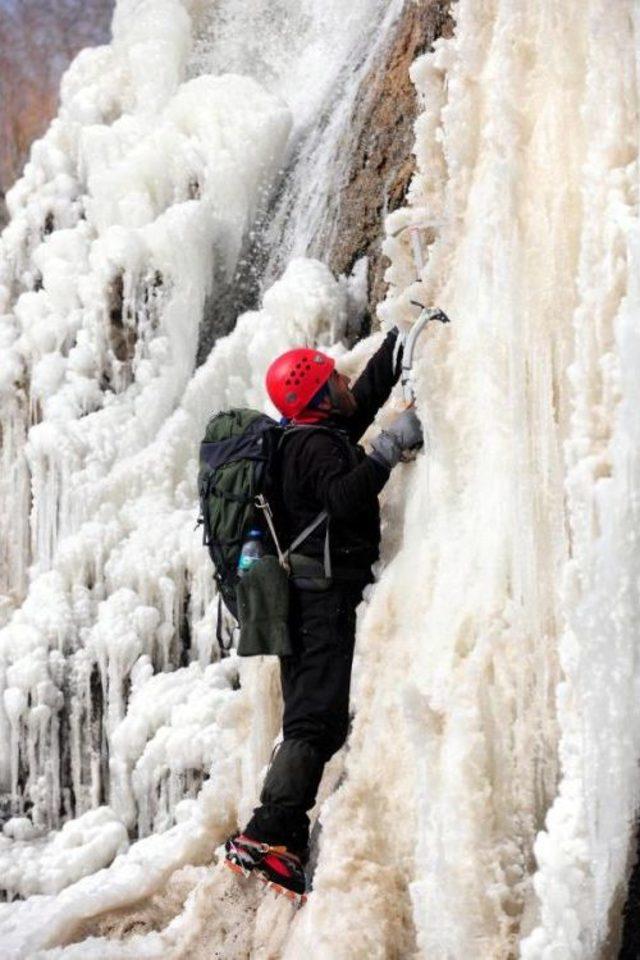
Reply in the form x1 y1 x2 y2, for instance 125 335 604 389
237 529 264 577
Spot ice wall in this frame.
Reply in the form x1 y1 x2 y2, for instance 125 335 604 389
0 0 397 938
0 0 639 958
284 1 640 958
0 0 292 839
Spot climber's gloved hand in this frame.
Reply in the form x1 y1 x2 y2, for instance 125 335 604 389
369 408 423 470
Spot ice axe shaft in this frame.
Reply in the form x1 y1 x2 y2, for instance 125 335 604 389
401 306 450 402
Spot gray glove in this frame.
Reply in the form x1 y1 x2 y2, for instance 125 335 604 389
369 408 424 470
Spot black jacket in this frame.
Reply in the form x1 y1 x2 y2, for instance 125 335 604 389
278 329 402 579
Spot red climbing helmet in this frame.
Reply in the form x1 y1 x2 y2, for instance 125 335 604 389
266 348 335 418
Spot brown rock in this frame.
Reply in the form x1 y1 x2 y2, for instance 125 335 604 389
325 0 454 326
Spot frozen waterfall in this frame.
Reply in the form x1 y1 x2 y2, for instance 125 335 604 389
0 0 639 958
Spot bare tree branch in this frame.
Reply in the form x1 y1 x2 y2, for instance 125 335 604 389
0 0 114 211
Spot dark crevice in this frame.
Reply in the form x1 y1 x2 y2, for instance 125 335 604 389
90 663 108 806
179 587 191 668
108 272 137 364
122 673 132 711
195 219 271 367
102 269 166 390
619 819 640 958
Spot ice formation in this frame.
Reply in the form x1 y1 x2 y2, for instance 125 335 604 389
291 2 639 957
0 0 639 958
0 807 128 900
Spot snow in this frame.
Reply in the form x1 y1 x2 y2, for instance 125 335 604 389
0 0 639 957
0 807 128 899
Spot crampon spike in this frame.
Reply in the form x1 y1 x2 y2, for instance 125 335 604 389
224 857 251 880
255 871 307 906
224 857 307 905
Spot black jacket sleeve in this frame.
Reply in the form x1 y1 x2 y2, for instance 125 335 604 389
300 431 390 520
346 328 403 442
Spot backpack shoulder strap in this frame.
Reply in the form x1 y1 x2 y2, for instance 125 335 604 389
287 510 328 553
269 423 334 579
287 511 331 581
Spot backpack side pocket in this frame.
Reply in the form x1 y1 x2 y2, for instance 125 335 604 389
236 555 292 657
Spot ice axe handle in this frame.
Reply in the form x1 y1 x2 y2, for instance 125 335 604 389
401 306 451 402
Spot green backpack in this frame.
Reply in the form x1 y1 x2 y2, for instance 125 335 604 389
197 409 281 616
197 409 330 656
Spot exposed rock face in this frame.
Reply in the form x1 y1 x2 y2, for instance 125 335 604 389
325 0 455 325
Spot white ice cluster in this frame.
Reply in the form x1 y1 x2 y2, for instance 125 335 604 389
1 0 639 958
0 0 365 916
0 807 128 900
0 12 291 843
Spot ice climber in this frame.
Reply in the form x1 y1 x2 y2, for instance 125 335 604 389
224 328 423 899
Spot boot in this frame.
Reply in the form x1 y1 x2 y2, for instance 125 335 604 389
224 834 307 903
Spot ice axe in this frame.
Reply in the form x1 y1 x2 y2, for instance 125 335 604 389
389 222 445 282
401 303 450 403
387 223 451 401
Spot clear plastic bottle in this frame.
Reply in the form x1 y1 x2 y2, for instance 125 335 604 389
237 529 264 577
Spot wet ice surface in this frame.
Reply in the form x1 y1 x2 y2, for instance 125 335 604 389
0 0 639 958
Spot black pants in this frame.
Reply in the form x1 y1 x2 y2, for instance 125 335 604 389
243 581 364 855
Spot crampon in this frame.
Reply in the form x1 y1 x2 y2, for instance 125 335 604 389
224 834 307 905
